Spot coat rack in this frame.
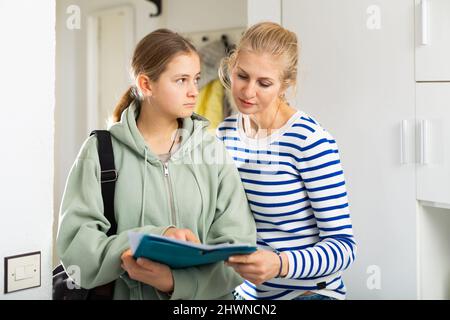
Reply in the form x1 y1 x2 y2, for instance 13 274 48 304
183 27 244 52
146 0 161 17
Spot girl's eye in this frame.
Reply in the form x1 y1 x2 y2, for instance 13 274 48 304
176 78 186 85
194 77 201 85
237 74 248 80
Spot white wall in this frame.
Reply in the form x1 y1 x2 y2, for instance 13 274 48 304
0 0 55 299
247 0 281 25
166 0 247 32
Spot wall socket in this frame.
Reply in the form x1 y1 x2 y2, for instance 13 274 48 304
4 251 41 294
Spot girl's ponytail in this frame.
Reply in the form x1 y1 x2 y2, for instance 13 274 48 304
112 86 136 123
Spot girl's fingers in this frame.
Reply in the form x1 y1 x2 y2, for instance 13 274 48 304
137 258 168 273
120 249 132 260
137 258 160 271
185 230 201 244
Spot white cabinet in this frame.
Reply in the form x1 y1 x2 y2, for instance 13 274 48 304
416 83 450 205
415 0 450 81
415 0 450 204
417 205 450 300
282 0 417 299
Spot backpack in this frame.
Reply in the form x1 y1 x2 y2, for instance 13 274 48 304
52 130 118 300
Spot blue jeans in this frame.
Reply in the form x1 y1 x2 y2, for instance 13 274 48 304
233 291 337 300
293 293 337 300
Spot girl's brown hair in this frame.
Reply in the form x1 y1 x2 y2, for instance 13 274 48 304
112 29 198 122
219 22 299 95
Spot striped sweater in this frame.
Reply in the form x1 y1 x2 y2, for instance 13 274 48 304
216 111 357 300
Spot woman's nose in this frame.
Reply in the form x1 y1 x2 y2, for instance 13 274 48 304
242 82 256 99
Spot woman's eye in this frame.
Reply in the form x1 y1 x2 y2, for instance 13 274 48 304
194 77 201 85
259 82 272 88
176 79 186 85
237 74 248 80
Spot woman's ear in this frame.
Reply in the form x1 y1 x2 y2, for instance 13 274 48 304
279 86 288 100
136 74 153 98
279 80 292 99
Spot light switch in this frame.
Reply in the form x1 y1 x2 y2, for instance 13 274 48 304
15 266 25 280
15 265 34 281
4 251 41 294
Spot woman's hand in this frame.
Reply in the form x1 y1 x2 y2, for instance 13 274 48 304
120 249 174 294
163 227 201 243
225 250 289 285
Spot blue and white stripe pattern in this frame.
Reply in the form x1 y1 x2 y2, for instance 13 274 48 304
217 111 356 300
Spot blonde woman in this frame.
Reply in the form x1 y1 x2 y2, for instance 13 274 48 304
57 29 256 300
217 22 357 300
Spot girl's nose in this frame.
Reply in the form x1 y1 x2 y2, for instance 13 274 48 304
187 81 199 97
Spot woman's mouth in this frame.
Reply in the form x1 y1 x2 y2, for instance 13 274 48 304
239 98 256 107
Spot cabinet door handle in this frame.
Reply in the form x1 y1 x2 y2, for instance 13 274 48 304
400 120 408 164
420 0 429 46
420 119 429 165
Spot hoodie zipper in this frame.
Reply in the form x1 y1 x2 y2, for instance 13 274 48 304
163 161 177 226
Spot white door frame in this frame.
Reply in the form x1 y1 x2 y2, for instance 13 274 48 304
86 5 135 131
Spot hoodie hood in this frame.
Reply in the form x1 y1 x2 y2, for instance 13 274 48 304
109 101 210 163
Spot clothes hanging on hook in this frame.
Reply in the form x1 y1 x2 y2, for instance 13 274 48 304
197 40 226 89
221 34 235 54
195 37 238 132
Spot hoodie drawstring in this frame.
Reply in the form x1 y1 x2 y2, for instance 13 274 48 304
141 147 148 227
138 146 148 300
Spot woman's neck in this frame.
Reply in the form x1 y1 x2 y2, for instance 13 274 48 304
244 101 296 138
251 102 281 130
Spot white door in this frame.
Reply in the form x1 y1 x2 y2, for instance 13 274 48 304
416 83 450 205
415 0 450 81
87 6 135 131
282 0 417 299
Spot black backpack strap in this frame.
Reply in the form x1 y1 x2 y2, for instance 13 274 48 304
90 130 118 236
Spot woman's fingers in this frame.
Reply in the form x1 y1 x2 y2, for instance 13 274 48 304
225 263 265 284
226 262 253 273
228 253 252 264
226 262 269 285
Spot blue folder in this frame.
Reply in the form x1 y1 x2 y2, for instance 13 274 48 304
128 232 257 269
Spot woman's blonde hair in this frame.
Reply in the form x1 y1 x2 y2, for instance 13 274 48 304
219 22 298 95
112 29 198 123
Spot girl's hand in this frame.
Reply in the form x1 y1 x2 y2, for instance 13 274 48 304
120 249 174 294
163 227 201 243
225 250 288 285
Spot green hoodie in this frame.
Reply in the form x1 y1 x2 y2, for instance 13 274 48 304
56 102 256 300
